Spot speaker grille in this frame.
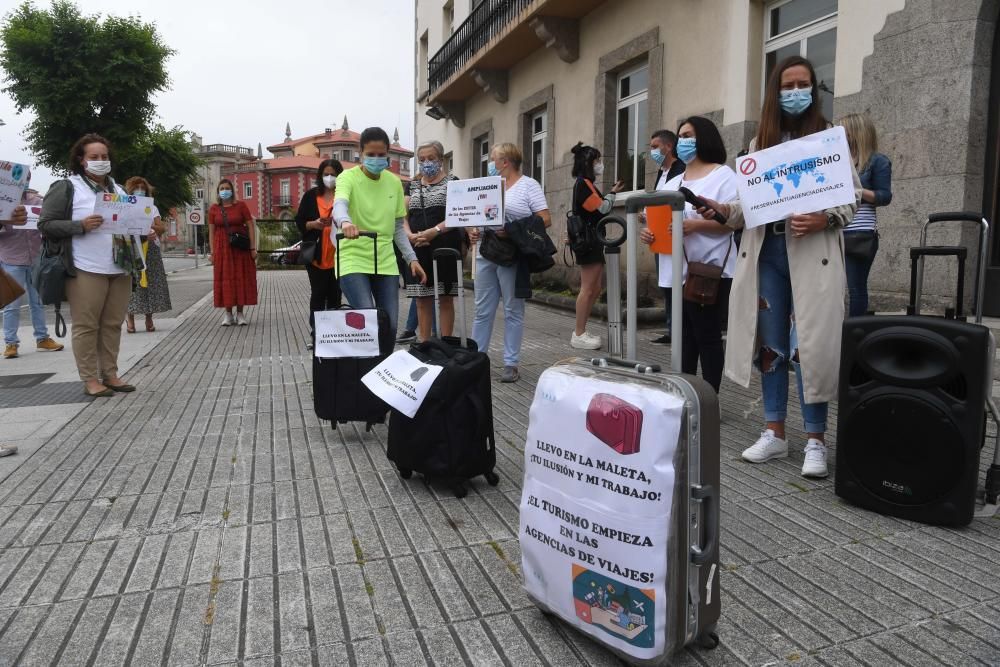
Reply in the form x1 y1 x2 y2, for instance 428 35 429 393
939 374 967 401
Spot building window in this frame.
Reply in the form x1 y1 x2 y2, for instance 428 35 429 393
528 110 547 188
419 31 429 94
400 157 410 175
243 181 252 199
195 188 204 200
476 135 490 178
279 179 290 206
764 0 838 120
342 149 351 162
443 0 455 37
615 63 649 193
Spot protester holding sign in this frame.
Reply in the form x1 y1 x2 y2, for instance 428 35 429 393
125 176 171 333
405 140 462 342
696 56 860 478
639 117 737 393
468 143 550 383
296 158 344 343
1 186 64 359
208 179 258 326
837 113 892 317
334 126 426 335
38 133 140 396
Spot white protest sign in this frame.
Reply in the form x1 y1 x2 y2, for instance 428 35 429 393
445 176 504 228
0 161 30 221
735 125 855 229
314 309 381 359
92 192 156 235
361 349 442 419
519 366 683 660
187 201 204 225
20 205 42 231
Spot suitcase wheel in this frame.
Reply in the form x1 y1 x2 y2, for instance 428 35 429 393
365 422 373 433
484 471 500 486
329 420 337 431
696 630 720 650
397 467 413 480
451 481 468 499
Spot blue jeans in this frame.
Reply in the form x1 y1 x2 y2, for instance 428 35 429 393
756 233 828 434
2 262 48 345
471 256 524 367
339 273 400 336
844 231 879 317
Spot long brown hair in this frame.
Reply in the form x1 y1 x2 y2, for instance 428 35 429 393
68 133 112 176
755 56 828 150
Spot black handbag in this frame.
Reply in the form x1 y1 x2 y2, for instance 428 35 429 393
299 240 317 266
843 231 877 260
32 242 68 336
221 205 252 250
479 229 517 266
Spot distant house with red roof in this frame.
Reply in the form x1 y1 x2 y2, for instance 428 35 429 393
222 117 413 219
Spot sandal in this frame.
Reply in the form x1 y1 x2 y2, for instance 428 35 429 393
126 319 136 334
145 316 155 332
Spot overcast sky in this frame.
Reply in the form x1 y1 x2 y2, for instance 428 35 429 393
0 0 416 192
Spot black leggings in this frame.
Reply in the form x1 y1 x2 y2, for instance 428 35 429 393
681 278 732 393
306 264 342 332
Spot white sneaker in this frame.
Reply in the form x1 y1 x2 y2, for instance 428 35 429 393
741 429 789 463
801 439 829 478
221 312 235 327
236 312 248 326
570 331 601 350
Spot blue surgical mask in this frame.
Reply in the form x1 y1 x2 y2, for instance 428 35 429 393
420 160 441 178
780 87 813 116
487 161 500 177
219 190 232 200
650 148 666 166
363 156 389 174
132 190 146 197
676 138 698 164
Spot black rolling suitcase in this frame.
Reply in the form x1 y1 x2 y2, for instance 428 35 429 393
386 248 499 498
312 231 393 430
519 192 721 664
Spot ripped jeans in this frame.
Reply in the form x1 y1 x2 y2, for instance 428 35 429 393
757 232 828 434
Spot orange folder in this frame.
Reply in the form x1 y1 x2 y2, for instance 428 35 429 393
646 205 673 255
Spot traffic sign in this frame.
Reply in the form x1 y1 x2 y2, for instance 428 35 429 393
187 201 204 225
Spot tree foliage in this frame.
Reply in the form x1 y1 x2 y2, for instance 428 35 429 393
1 1 200 210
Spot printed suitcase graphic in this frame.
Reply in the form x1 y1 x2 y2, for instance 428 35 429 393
345 311 366 330
586 393 643 455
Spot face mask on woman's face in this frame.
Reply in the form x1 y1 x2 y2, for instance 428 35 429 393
779 87 813 116
420 160 441 178
132 189 146 197
649 148 666 166
676 137 698 164
322 175 337 188
593 162 604 177
219 189 233 200
363 156 389 174
85 160 112 176
487 160 500 177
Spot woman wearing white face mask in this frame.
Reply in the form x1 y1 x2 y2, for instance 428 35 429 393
567 142 624 349
296 158 344 343
404 141 461 341
38 133 143 397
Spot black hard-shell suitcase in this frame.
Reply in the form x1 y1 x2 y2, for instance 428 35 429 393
386 248 499 497
312 231 393 430
519 192 721 664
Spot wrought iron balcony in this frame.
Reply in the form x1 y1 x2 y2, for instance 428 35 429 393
272 195 293 208
425 0 607 113
199 143 256 158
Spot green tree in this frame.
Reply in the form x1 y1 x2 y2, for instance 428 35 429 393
1 1 199 210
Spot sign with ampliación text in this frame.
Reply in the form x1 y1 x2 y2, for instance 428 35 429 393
445 176 504 228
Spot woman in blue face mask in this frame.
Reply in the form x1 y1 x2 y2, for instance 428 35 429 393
333 126 426 335
401 140 462 342
695 55 861 481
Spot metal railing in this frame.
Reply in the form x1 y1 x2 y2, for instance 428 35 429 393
255 218 304 269
428 0 535 93
272 195 293 208
198 143 255 157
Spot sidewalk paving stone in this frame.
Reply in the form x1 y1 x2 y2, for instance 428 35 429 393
0 271 998 666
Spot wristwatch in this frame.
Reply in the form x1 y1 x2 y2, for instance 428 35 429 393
436 224 444 234
825 213 836 229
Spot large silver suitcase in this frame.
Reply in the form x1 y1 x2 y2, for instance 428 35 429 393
519 192 721 664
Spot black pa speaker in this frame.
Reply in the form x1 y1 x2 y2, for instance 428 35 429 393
835 315 992 525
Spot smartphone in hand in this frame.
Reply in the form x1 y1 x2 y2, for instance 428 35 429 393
678 186 727 224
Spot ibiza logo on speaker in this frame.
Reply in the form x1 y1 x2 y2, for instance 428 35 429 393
882 479 913 497
586 394 643 455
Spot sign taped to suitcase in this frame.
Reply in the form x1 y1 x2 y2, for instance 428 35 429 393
314 309 381 359
520 365 684 660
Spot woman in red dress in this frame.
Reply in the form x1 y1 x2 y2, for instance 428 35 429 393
208 179 258 326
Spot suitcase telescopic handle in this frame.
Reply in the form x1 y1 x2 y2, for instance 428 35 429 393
913 212 990 322
431 248 467 346
591 357 661 374
690 484 718 566
335 231 378 276
907 246 967 319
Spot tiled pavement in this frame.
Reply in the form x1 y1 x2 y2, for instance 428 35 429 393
0 271 998 666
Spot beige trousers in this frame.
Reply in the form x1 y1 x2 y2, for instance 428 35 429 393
65 270 131 382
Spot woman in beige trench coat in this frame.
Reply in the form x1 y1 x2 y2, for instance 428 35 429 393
700 56 860 479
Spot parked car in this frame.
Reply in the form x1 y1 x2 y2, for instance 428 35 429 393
271 241 302 265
